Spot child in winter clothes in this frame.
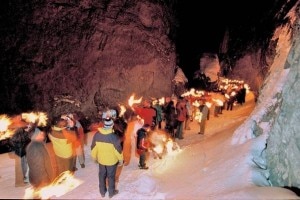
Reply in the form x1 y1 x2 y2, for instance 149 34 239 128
136 124 151 169
10 128 31 187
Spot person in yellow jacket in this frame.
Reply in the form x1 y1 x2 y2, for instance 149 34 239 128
91 117 123 199
48 117 78 175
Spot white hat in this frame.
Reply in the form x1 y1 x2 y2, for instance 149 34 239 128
102 109 117 119
104 118 114 128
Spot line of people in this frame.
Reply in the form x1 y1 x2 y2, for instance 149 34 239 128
7 86 247 199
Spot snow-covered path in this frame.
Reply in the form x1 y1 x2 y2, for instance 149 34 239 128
0 92 298 199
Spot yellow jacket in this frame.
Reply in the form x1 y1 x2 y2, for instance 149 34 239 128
91 127 123 166
48 126 78 158
48 133 72 158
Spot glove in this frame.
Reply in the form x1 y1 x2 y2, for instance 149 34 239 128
118 160 124 167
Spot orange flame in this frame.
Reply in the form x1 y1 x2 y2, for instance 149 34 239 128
205 102 212 108
119 104 126 117
21 112 48 127
149 130 181 156
153 144 164 154
212 98 224 106
0 115 13 140
192 100 201 107
165 138 181 155
158 97 165 105
0 115 11 132
128 94 142 107
181 88 205 98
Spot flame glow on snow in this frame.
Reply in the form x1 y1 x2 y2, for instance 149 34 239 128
24 171 82 199
149 130 181 158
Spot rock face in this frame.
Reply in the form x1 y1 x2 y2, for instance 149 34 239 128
231 3 300 190
224 46 277 93
0 0 176 118
199 53 220 82
266 13 300 188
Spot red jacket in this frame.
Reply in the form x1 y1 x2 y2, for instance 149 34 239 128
134 106 156 126
176 101 187 122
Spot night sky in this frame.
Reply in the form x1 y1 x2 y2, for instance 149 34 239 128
175 1 230 80
175 0 273 81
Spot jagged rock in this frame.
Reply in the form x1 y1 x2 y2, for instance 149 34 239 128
0 0 177 118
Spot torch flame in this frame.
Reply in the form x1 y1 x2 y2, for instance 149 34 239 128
149 130 181 158
21 112 48 127
0 115 11 132
119 105 126 117
192 100 200 107
158 97 165 105
153 144 164 154
205 102 212 108
212 98 224 106
0 115 14 140
128 94 142 107
181 88 205 98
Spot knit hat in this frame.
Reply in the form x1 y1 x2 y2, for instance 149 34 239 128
104 118 114 128
102 109 117 119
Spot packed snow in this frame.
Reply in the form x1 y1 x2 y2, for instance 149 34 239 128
0 91 298 199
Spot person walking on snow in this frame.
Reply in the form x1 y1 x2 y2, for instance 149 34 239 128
91 117 123 198
136 124 151 169
198 101 209 135
175 98 187 139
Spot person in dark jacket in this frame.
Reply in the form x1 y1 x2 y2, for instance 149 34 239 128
198 101 209 135
175 99 187 139
10 128 31 187
113 117 128 150
91 117 123 199
227 92 236 111
164 100 177 138
136 124 151 169
152 99 163 129
26 130 56 190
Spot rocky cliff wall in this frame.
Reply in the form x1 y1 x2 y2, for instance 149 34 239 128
231 3 300 189
266 6 300 188
0 0 176 118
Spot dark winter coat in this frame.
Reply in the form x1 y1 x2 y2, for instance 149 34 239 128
10 128 31 157
136 127 149 155
164 101 177 128
26 141 56 189
153 103 163 123
113 117 128 149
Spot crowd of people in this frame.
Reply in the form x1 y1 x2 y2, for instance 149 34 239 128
8 113 86 192
130 82 248 170
4 80 248 199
